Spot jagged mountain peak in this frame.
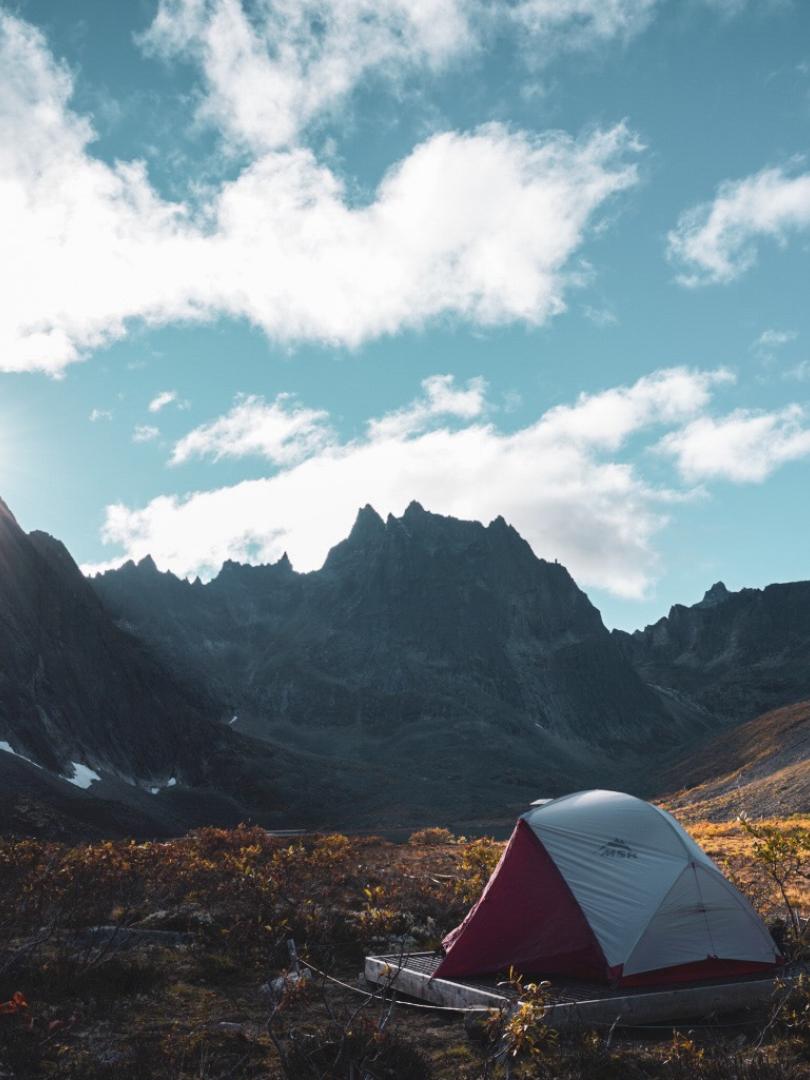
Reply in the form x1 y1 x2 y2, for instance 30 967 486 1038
99 505 556 589
213 550 297 584
110 554 164 579
325 502 540 576
402 499 427 519
93 499 666 779
350 503 386 537
697 581 732 608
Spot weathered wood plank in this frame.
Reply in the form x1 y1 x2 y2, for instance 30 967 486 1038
548 977 789 1028
364 952 794 1026
365 953 508 1009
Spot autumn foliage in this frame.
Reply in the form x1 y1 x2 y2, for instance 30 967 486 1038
0 818 808 1077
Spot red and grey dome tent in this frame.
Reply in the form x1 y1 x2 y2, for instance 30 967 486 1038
436 790 780 987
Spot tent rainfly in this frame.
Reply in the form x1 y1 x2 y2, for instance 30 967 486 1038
436 790 780 987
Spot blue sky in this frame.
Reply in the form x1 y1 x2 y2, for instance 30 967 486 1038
1 0 809 630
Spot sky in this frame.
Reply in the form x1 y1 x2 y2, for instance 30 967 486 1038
1 0 809 631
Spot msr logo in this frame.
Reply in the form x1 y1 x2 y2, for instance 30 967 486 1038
598 837 638 860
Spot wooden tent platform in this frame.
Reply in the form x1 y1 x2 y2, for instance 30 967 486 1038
364 952 796 1028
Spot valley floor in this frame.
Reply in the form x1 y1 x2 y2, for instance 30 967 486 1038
1 818 809 1078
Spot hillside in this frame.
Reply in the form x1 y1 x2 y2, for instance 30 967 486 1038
663 699 810 822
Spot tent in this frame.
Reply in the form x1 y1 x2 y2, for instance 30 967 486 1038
436 790 780 986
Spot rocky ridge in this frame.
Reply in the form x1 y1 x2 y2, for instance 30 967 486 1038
614 579 810 722
92 502 702 823
3 492 810 836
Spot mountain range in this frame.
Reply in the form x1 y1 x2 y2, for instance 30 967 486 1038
614 579 810 724
0 495 807 838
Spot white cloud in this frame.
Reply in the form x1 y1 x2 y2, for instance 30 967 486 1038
0 14 198 375
0 11 641 375
171 392 331 465
149 390 179 413
86 367 731 599
133 424 160 443
753 328 797 352
752 328 798 365
536 366 732 450
172 376 484 466
668 166 810 285
658 405 810 482
139 0 755 162
89 408 113 422
367 374 487 440
207 123 640 343
141 0 476 154
140 1 662 155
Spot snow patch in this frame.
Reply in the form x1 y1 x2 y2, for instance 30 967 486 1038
149 777 178 795
66 762 101 789
0 741 41 769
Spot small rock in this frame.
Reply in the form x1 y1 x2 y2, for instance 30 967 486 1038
261 968 312 1000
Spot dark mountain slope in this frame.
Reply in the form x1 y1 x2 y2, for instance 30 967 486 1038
0 497 212 782
93 503 699 815
614 580 810 723
0 497 367 836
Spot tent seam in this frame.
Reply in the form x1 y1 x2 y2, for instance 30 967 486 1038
622 864 692 977
691 863 719 958
696 863 780 956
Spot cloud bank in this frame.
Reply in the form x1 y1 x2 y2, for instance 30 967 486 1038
87 368 743 598
0 10 642 376
141 0 476 153
140 0 660 155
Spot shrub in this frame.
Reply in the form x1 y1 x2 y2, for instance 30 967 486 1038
453 837 503 905
408 827 456 846
738 816 810 958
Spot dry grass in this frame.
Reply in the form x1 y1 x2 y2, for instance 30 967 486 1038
0 815 807 1077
